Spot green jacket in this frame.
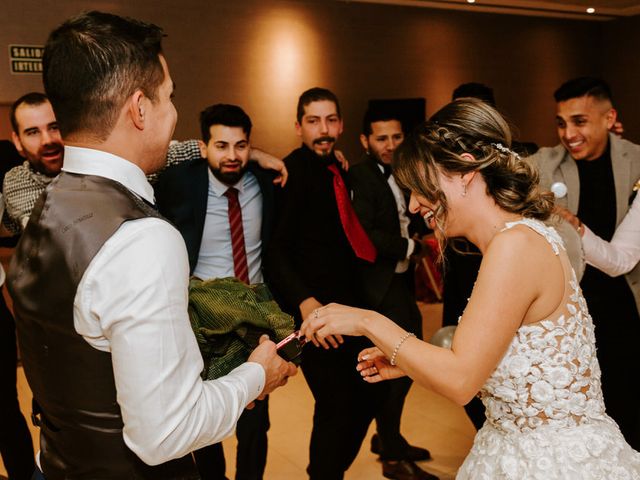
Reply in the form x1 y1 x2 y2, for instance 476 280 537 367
188 277 295 379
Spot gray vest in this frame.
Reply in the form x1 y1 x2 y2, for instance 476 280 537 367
8 172 199 479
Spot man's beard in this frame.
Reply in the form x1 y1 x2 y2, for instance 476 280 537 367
368 149 392 166
211 165 248 186
29 143 64 177
313 136 336 157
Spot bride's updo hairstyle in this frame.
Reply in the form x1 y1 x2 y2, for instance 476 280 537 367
393 98 553 249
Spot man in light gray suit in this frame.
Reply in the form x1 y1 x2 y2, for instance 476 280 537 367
532 77 640 450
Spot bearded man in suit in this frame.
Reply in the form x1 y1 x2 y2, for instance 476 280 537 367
154 103 277 480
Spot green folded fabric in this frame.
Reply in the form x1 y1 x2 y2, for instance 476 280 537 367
188 277 295 380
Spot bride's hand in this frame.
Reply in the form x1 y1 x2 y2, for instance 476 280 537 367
356 347 406 383
300 303 373 348
299 298 343 349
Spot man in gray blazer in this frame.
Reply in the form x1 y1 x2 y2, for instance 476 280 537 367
531 77 640 450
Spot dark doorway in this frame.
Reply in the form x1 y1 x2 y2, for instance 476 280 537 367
367 98 426 133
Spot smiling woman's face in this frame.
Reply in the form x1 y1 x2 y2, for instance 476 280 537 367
407 164 471 239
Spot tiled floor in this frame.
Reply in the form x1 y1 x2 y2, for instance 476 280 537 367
1 302 477 479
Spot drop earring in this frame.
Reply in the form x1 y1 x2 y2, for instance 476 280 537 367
462 184 467 197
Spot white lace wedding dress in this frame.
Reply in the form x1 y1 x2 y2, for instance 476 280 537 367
457 218 640 479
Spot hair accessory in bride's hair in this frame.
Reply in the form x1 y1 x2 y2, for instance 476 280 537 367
491 142 520 159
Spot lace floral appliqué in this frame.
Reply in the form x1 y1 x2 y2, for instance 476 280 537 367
457 219 640 479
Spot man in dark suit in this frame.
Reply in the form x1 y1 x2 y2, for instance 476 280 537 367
154 104 275 480
349 108 436 480
265 87 386 480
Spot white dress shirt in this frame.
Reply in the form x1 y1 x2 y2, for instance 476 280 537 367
377 163 415 273
582 192 640 277
194 169 263 283
62 146 265 465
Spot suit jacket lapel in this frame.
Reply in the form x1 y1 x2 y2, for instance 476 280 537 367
558 151 580 214
193 160 209 245
248 163 274 249
610 133 633 226
366 159 397 209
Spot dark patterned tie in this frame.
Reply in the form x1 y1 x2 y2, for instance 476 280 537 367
224 187 250 283
327 163 377 263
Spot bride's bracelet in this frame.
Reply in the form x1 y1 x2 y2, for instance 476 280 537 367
390 332 416 366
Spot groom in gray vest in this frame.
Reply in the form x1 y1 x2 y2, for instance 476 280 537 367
8 11 296 479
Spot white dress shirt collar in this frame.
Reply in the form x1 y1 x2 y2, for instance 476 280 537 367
62 146 155 204
377 161 414 269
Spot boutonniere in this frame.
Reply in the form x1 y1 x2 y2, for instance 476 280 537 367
550 182 568 198
634 178 640 192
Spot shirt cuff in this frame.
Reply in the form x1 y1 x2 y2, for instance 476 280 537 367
228 362 265 402
582 225 596 255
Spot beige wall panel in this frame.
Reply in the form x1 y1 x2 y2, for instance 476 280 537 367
603 16 640 147
1 0 605 158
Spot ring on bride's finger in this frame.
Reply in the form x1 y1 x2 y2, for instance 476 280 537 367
313 308 319 319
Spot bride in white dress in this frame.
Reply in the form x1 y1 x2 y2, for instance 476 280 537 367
300 99 640 479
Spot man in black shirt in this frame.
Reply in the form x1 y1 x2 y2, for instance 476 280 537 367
533 77 640 450
265 88 385 479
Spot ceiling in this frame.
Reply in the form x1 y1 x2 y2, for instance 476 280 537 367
339 0 640 20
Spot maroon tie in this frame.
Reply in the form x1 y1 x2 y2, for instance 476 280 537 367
327 163 377 263
224 187 250 283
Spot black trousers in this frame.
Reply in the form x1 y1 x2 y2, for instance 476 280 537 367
374 272 423 460
442 245 486 431
193 397 269 480
301 337 386 480
582 268 640 451
0 285 35 480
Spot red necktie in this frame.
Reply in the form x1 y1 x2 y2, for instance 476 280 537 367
224 187 250 283
327 163 377 263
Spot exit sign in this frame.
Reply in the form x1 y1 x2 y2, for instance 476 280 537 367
9 44 44 75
